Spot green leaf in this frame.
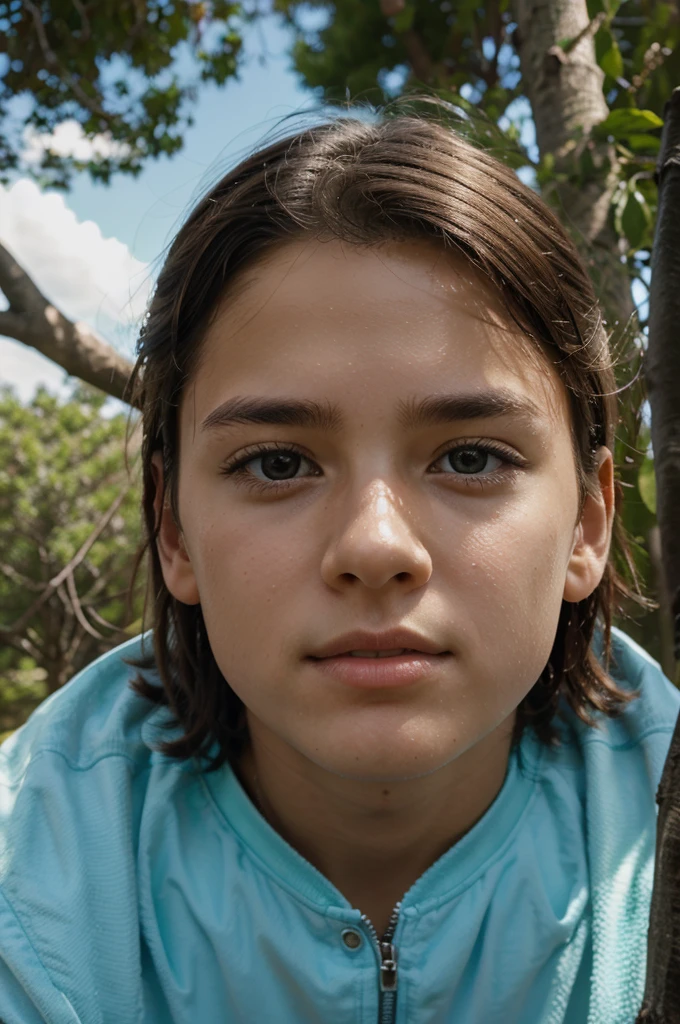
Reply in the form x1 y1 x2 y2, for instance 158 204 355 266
597 32 624 80
587 0 608 14
622 191 650 248
393 5 415 32
579 145 596 182
638 457 657 515
594 108 664 140
626 133 662 154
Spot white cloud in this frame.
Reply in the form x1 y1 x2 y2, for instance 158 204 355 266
0 337 73 403
0 178 152 400
22 120 132 166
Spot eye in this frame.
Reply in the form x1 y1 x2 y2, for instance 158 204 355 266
429 441 525 482
437 446 504 475
219 443 320 488
250 449 313 481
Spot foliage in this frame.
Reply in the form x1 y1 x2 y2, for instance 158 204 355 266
1 0 678 721
276 0 677 307
276 0 522 119
0 384 145 731
272 0 679 675
0 0 247 188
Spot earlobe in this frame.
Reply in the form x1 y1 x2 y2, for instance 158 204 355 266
150 452 200 606
562 448 614 603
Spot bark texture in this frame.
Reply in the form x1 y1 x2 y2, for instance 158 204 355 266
636 86 680 1023
512 0 633 326
0 240 135 405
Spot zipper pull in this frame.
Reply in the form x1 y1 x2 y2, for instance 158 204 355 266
379 940 398 992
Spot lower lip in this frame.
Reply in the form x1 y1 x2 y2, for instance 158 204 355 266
308 652 451 688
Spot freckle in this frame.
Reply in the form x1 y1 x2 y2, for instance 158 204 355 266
382 789 390 797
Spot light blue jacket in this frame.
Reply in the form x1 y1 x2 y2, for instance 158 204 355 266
0 628 677 1023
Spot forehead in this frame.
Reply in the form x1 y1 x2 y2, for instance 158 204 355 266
184 237 570 433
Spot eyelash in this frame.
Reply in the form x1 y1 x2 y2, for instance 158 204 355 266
218 439 526 495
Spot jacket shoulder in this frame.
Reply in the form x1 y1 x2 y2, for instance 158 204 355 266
0 634 161 781
603 626 680 743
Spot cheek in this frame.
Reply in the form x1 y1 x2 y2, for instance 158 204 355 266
186 508 312 669
456 503 572 662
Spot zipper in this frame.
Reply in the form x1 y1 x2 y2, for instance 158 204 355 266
360 901 401 1024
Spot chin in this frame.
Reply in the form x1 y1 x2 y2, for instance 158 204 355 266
311 742 455 784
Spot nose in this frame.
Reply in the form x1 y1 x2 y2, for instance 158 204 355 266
320 480 433 592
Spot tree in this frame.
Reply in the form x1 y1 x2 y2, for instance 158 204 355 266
1 1 678 668
0 0 245 189
635 85 680 1024
270 0 679 674
276 0 677 324
2 2 677 399
0 0 251 402
0 384 144 707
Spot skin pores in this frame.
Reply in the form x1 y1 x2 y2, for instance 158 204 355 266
155 237 612 831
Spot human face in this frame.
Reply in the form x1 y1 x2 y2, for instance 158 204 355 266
156 238 612 784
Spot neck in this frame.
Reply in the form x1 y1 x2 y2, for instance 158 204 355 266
238 716 515 936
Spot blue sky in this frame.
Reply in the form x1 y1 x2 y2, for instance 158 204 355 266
0 14 315 399
0 16 647 402
64 17 313 266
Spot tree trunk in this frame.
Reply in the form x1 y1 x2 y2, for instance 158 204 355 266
648 525 677 682
512 0 634 327
636 86 680 1023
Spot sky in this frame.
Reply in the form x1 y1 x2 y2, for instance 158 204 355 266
0 15 645 406
0 14 314 402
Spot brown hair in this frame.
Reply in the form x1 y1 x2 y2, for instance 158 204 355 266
126 107 645 772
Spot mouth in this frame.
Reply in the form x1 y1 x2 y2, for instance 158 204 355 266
340 648 421 659
308 648 451 689
310 629 449 661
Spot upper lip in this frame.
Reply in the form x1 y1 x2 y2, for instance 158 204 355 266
310 629 449 659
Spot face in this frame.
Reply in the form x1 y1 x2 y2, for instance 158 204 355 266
155 238 613 783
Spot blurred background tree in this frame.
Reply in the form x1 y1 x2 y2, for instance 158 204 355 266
0 0 252 400
0 384 143 740
0 0 246 189
273 0 680 674
0 0 678 738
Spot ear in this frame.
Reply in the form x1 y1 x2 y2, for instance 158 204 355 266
563 447 615 603
151 452 200 606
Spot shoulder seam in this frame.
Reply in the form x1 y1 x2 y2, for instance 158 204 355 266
577 723 677 752
0 745 150 781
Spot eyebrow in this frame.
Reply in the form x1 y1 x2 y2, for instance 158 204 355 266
200 389 542 435
201 396 343 434
396 390 542 429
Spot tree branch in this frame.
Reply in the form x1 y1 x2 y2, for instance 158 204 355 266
0 241 46 311
0 562 45 592
18 635 43 663
23 0 115 125
71 0 92 43
64 626 88 671
0 311 32 342
83 604 130 632
0 240 136 405
378 0 434 84
1 632 44 664
402 28 434 84
0 484 131 639
66 570 106 640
